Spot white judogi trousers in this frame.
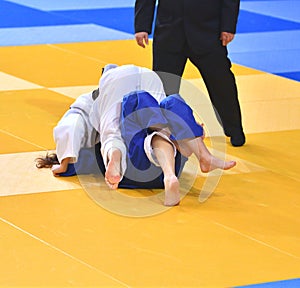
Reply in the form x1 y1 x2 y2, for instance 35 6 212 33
89 64 166 179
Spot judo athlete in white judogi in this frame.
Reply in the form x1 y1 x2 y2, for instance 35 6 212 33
45 64 166 180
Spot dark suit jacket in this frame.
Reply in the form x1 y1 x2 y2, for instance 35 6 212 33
135 0 240 53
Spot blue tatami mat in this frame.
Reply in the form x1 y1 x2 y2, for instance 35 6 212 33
0 25 133 46
235 0 300 81
237 10 300 33
52 8 135 35
240 0 300 23
237 278 300 288
4 0 135 10
0 1 82 28
0 0 299 81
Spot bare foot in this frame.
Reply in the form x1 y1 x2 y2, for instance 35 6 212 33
105 149 122 189
164 175 180 206
200 155 236 173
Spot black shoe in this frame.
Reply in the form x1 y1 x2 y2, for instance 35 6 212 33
230 131 246 147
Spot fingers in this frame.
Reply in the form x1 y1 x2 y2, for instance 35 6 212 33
135 32 149 48
51 165 61 176
220 32 234 46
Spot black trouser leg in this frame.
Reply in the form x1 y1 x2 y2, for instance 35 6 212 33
189 47 244 136
153 47 187 95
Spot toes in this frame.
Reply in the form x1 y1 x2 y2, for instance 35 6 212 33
105 177 119 189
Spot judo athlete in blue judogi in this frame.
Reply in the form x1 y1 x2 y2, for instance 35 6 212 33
119 90 204 205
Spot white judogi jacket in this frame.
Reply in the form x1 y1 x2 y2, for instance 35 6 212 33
89 64 166 178
53 91 99 164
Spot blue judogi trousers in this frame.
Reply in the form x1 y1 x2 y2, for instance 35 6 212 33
60 91 203 189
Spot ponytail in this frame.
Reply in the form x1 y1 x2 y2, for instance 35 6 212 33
35 153 59 169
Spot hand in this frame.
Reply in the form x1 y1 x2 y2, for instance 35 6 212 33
51 164 65 176
220 32 235 46
135 32 149 48
51 157 70 176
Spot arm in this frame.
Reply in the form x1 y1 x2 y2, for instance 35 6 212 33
134 0 156 48
220 0 240 46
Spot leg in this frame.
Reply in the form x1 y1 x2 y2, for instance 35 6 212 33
122 91 168 133
189 46 245 146
153 47 187 95
96 101 127 188
121 91 168 171
151 135 180 206
121 91 181 201
160 94 236 172
177 137 236 173
121 91 168 185
160 94 204 140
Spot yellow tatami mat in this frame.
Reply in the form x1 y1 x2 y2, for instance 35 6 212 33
0 40 300 287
